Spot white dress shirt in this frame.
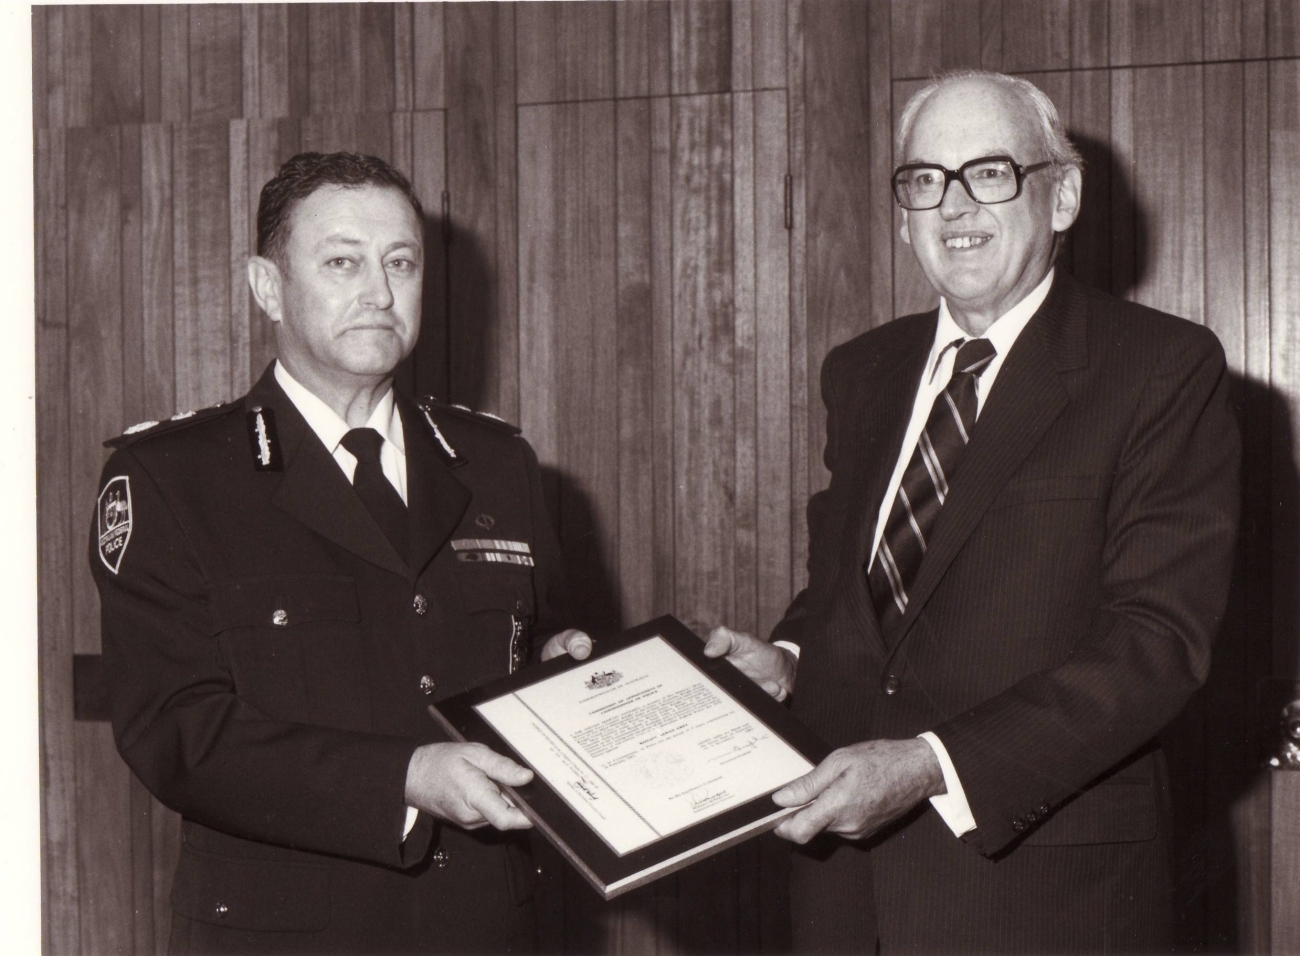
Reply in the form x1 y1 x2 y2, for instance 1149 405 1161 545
273 361 420 839
872 270 1054 837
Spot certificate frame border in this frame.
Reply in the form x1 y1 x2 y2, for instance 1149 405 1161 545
429 615 830 900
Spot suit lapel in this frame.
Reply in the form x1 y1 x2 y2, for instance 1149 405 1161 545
836 315 937 655
399 397 472 577
885 275 1088 649
248 368 409 578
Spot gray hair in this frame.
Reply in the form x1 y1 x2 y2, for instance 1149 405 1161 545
895 70 1085 177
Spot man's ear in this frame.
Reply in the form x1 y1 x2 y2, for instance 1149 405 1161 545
899 208 913 246
1051 165 1083 233
247 256 284 323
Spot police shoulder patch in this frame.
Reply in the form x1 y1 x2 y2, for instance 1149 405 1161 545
97 476 133 574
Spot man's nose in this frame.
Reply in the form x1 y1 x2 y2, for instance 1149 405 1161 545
361 263 395 309
938 176 979 219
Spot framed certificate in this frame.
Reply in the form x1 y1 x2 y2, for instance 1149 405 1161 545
429 615 830 900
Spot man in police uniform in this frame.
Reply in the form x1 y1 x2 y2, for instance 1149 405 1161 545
91 152 590 954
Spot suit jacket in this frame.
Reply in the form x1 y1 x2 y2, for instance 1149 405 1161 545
774 273 1240 953
90 365 564 954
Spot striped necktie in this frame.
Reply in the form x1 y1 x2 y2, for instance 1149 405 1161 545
867 337 996 629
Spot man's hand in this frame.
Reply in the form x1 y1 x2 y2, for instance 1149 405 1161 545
702 625 797 701
539 628 594 662
772 738 945 843
404 742 534 831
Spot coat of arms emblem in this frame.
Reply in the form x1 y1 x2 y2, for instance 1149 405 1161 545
584 670 622 690
97 476 132 574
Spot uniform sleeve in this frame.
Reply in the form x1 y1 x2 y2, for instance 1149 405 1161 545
934 328 1241 856
91 449 425 869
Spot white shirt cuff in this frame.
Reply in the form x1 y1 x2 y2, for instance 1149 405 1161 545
918 731 977 836
402 805 419 840
771 640 801 659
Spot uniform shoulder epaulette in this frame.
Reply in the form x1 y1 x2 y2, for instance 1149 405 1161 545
104 400 239 449
418 397 522 436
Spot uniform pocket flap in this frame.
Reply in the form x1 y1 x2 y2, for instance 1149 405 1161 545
207 575 359 632
170 845 330 932
1021 781 1157 846
992 474 1101 510
451 564 535 616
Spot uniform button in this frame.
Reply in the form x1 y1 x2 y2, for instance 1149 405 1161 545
1037 803 1050 816
413 594 429 616
419 675 436 695
1011 819 1027 832
271 609 289 627
214 902 229 918
882 675 900 696
1026 810 1039 822
432 848 451 868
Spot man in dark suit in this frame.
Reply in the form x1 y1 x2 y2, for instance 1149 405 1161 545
91 152 591 954
707 70 1239 952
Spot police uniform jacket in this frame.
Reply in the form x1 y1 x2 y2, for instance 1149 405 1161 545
90 363 564 954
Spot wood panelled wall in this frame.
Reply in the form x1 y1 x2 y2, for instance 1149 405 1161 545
34 2 1300 954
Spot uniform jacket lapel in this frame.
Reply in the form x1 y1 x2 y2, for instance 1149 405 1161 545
837 316 937 656
398 396 472 577
885 274 1088 651
247 367 408 579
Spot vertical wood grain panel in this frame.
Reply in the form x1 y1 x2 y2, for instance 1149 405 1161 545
129 773 155 955
190 5 243 123
67 124 133 956
92 5 143 126
33 6 48 131
1270 57 1300 680
1130 66 1204 322
787 0 812 574
160 5 190 123
141 125 176 431
1204 0 1244 59
36 125 78 956
940 0 983 70
650 95 677 629
1244 0 1268 57
891 0 943 79
62 6 93 129
517 101 620 633
979 0 1004 69
1108 68 1137 298
517 2 615 105
120 126 145 428
412 3 446 111
360 3 396 112
1268 0 1300 56
43 6 67 130
491 6 520 423
1109 0 1135 66
299 113 393 160
241 6 260 120
173 123 233 410
256 4 309 119
1131 0 1203 64
615 98 656 629
141 6 162 123
615 0 672 98
393 4 413 113
672 93 735 629
1001 0 1071 72
672 1 733 95
754 89 792 640
733 92 759 638
892 79 939 317
733 1 755 92
752 0 788 89
1062 69 1112 293
1071 0 1110 67
309 4 362 114
1273 773 1300 952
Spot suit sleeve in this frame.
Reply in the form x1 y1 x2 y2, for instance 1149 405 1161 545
934 327 1241 856
91 449 425 869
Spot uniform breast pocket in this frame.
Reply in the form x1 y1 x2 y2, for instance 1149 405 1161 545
452 564 537 676
207 574 361 721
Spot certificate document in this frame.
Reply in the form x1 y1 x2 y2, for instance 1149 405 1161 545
429 615 830 899
474 635 815 856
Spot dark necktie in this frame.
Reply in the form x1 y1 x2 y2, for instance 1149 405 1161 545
867 337 997 629
340 427 408 562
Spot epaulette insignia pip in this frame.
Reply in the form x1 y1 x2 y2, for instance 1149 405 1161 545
422 397 522 436
105 401 233 449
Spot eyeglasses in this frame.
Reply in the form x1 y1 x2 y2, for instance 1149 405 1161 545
891 156 1052 210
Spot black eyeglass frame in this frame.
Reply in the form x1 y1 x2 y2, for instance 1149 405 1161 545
891 155 1053 210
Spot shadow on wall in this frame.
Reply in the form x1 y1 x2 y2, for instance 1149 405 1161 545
1066 128 1296 953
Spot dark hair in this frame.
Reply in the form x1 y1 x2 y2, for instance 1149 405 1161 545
255 152 425 263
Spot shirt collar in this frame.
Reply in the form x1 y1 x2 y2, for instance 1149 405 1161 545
273 361 404 455
929 269 1054 380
